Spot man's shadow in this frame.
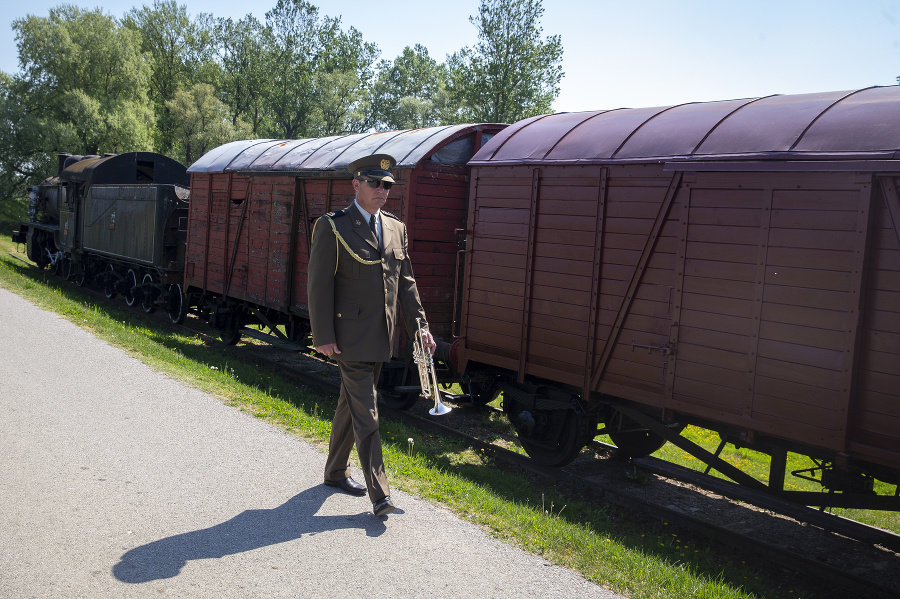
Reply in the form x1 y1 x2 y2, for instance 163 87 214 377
113 485 385 583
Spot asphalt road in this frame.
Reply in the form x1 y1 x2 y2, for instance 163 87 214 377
0 286 622 599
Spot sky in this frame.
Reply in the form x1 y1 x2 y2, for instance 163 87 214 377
2 0 900 114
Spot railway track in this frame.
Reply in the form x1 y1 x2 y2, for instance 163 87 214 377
11 261 900 598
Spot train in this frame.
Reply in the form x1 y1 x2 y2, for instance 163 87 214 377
12 152 190 320
12 87 900 511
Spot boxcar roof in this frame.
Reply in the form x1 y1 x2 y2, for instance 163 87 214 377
188 124 502 174
470 86 900 166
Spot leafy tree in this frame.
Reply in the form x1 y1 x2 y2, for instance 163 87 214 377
215 14 271 136
0 73 62 201
365 44 451 131
124 1 221 153
12 5 154 155
263 0 378 138
308 70 362 136
264 0 327 139
165 83 250 166
446 0 563 123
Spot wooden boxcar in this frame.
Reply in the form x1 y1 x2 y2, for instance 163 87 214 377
184 124 503 400
460 87 900 509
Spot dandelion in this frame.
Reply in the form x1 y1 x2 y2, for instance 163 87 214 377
407 437 414 458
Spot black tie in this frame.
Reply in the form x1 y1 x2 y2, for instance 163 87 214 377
369 214 381 250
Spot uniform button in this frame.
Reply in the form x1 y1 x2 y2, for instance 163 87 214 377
337 313 342 318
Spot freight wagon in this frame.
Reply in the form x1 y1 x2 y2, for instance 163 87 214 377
183 124 503 405
459 86 900 509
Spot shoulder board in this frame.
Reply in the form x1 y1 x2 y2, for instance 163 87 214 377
325 209 346 218
382 210 400 221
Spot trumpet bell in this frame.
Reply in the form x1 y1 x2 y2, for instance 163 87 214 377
429 400 452 416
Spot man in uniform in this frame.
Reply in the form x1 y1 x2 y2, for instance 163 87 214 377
307 153 436 517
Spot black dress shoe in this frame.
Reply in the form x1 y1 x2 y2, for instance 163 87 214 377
373 496 396 517
324 477 366 496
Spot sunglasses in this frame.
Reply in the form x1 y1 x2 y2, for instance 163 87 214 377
358 178 393 191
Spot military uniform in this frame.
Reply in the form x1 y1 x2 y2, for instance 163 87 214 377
307 154 427 510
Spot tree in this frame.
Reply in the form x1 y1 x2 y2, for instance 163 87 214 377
166 83 250 166
365 44 451 131
12 5 154 155
215 14 270 136
446 0 563 123
0 73 62 201
124 1 221 153
263 0 377 139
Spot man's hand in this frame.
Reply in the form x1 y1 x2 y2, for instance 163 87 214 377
420 329 437 355
315 343 341 357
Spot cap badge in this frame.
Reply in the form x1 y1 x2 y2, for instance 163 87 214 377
380 159 391 170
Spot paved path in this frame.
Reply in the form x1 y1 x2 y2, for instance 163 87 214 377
0 287 622 599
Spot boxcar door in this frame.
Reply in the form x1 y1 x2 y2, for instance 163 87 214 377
665 170 873 453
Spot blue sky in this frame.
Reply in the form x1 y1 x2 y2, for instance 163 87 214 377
3 0 900 113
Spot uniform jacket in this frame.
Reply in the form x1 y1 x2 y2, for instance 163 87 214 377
307 203 427 362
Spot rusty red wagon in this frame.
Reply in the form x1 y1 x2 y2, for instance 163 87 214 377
184 124 503 404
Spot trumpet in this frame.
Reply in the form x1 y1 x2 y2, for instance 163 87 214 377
413 318 451 416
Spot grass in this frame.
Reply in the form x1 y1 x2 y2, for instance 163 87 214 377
0 228 885 599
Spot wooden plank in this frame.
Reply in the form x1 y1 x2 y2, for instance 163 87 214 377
681 293 754 318
680 309 755 336
468 262 526 283
756 338 845 371
771 188 863 210
770 208 859 231
855 389 900 418
682 275 755 300
689 206 762 227
474 221 529 239
677 342 750 371
672 359 745 389
763 285 851 310
753 373 845 409
467 276 524 296
760 303 847 331
677 325 752 354
687 223 761 245
851 410 900 441
758 320 847 350
684 259 757 282
533 242 595 261
858 368 900 397
755 356 844 390
766 246 857 271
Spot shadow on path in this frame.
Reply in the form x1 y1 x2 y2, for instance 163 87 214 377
113 486 383 583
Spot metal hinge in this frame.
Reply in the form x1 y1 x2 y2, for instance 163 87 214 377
630 341 676 356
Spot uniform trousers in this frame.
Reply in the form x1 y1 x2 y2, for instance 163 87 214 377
323 360 389 503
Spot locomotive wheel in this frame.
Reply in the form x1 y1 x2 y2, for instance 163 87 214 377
48 249 62 276
509 405 589 467
607 412 669 458
220 320 242 345
141 274 157 313
74 261 87 287
380 391 420 410
469 380 501 407
166 284 186 324
63 257 75 281
104 264 117 299
124 269 139 307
